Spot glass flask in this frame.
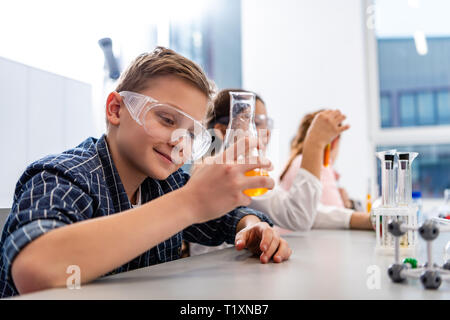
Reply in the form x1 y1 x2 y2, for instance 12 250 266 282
396 152 419 206
222 91 268 197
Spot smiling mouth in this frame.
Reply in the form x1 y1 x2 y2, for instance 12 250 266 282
154 148 173 164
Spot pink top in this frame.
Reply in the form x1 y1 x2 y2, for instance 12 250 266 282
280 154 345 208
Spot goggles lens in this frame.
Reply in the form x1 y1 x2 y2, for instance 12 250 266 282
120 91 211 163
254 114 274 130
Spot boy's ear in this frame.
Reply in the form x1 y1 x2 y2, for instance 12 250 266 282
106 92 122 127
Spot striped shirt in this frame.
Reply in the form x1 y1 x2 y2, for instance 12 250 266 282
0 135 271 298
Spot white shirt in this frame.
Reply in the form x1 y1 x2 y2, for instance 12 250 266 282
250 168 353 230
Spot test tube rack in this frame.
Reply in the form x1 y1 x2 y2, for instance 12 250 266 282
374 206 418 255
387 219 450 290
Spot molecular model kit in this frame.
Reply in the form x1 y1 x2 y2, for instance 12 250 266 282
373 150 450 289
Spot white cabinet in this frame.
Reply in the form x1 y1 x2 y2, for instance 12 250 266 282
0 57 93 208
0 58 29 207
64 79 95 149
28 68 65 161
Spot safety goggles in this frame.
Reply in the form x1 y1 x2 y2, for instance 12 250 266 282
119 91 212 163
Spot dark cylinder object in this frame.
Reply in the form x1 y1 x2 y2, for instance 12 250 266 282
98 38 121 80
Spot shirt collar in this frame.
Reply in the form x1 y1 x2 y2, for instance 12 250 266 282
95 134 132 213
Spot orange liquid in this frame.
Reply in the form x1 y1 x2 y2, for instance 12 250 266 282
366 194 372 213
244 169 269 197
323 144 331 167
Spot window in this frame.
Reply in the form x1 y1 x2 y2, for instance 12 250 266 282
377 37 450 128
399 93 416 127
380 93 392 127
387 89 450 127
369 0 450 199
437 91 450 124
417 92 435 125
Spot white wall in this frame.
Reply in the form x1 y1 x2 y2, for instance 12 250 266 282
0 57 95 208
241 0 373 201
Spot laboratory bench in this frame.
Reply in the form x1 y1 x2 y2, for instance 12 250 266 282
8 229 450 300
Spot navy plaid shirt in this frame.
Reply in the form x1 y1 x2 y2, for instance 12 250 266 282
0 135 272 298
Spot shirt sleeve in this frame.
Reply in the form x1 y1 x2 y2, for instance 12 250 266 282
312 203 354 229
249 168 322 231
1 170 94 282
182 206 273 246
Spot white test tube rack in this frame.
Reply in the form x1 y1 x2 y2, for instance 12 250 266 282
374 205 418 256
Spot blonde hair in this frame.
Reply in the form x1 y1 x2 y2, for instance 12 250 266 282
115 47 215 98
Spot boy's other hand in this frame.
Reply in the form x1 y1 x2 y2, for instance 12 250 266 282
305 109 350 148
235 222 292 263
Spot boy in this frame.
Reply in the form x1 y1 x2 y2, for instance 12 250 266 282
0 47 291 298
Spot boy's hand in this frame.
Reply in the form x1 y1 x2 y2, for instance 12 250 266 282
305 109 350 148
184 137 274 224
235 222 292 263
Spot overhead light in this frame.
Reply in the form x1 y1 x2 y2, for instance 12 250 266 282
414 31 428 55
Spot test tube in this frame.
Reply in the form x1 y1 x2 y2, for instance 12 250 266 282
376 150 396 247
323 144 331 167
376 152 396 207
397 152 419 206
366 178 372 214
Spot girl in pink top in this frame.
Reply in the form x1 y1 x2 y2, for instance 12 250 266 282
280 111 356 211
